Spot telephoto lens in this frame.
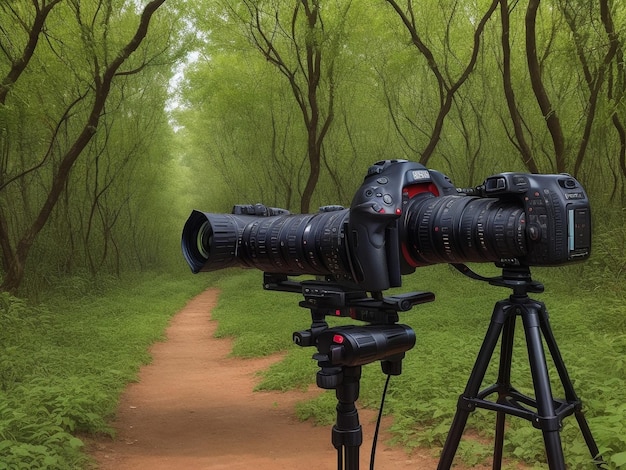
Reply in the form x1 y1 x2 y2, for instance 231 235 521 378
402 192 527 266
182 208 355 283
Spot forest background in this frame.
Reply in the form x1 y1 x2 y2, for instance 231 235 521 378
1 0 625 468
2 0 626 294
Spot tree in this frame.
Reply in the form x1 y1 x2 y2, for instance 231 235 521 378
384 0 499 166
525 0 566 173
223 0 350 213
499 0 539 173
0 0 169 293
561 0 625 182
0 0 63 105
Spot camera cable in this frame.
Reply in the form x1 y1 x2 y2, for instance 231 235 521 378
369 373 392 470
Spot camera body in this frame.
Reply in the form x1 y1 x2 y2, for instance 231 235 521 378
479 172 591 264
181 160 592 293
348 160 591 291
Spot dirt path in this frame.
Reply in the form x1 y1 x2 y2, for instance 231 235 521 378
88 288 444 469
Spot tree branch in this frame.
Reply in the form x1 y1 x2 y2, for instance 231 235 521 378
0 0 63 104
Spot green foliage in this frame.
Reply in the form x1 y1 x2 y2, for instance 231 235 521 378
210 269 307 348
582 208 626 295
0 295 90 467
294 391 337 426
0 294 51 389
254 350 317 392
0 271 211 469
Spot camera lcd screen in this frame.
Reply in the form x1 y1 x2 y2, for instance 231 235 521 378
569 208 591 252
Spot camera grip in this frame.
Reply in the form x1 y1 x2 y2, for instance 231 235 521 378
347 159 432 292
348 203 395 292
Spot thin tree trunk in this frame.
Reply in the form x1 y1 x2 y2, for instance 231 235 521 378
525 0 565 173
501 0 539 173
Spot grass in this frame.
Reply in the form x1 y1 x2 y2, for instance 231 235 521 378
0 270 213 469
1 263 624 468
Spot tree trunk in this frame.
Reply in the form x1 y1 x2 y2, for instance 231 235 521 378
525 0 565 173
500 0 539 173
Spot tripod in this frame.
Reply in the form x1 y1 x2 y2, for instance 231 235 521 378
313 362 363 470
264 273 434 470
437 265 604 470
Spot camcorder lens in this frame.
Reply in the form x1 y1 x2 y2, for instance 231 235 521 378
196 221 212 259
182 209 355 282
404 193 527 265
236 209 352 279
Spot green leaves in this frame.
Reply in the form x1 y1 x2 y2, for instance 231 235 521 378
0 271 210 469
0 393 87 469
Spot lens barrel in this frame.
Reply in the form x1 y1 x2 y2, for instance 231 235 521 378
182 210 245 273
182 209 354 281
403 193 527 265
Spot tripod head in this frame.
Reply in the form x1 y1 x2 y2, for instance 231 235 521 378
263 273 436 470
263 273 434 380
452 262 544 296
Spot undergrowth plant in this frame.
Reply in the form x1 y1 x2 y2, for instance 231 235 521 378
0 272 211 469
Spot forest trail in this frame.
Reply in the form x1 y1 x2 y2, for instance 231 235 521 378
87 288 445 469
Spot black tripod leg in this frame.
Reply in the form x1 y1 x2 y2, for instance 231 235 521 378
438 301 511 470
493 313 517 470
333 366 363 470
521 306 566 470
538 304 604 467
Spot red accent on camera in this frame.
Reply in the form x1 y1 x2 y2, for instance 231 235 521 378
332 334 345 344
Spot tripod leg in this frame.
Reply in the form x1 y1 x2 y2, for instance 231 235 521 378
537 303 604 466
332 366 362 470
438 301 511 470
494 412 506 468
493 313 517 470
521 307 566 470
573 412 604 467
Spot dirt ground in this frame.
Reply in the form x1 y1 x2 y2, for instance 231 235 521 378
87 288 457 469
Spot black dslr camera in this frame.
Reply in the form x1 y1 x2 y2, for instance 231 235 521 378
182 159 591 292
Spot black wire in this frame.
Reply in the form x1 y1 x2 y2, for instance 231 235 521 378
369 373 392 470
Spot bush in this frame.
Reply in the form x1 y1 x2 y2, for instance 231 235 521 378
0 294 89 468
0 271 212 469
